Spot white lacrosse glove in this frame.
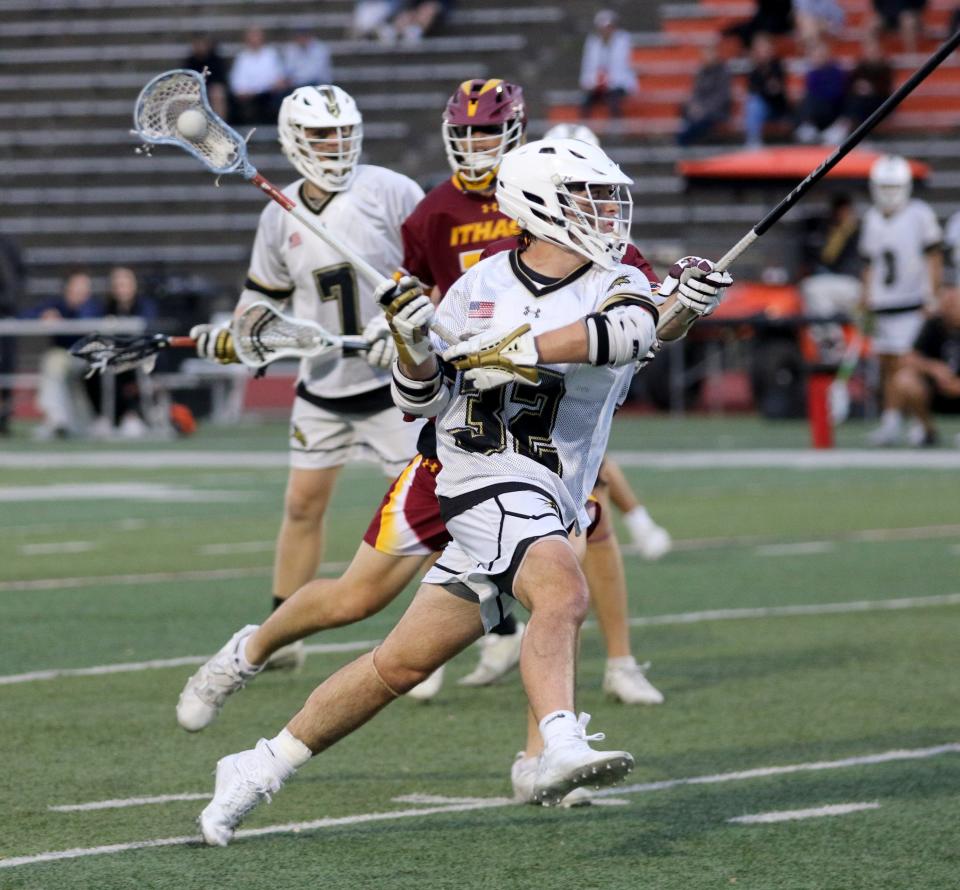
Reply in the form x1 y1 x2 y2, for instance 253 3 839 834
361 313 397 369
379 276 435 366
658 256 733 316
190 322 239 364
442 324 540 390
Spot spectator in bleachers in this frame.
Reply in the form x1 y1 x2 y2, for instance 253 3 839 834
350 0 404 40
724 0 794 50
884 283 960 447
793 0 845 50
27 269 105 439
228 26 286 126
387 0 456 43
579 9 638 119
281 28 333 90
743 32 791 148
0 234 24 436
676 38 732 146
182 34 229 120
104 266 158 438
793 39 848 143
821 34 893 143
869 0 927 53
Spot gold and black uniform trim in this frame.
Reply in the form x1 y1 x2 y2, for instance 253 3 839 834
244 277 296 299
599 292 660 324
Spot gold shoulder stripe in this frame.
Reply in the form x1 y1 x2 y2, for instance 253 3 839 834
599 294 660 323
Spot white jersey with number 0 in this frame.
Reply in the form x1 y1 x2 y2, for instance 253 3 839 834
243 165 424 398
859 199 942 311
431 251 660 530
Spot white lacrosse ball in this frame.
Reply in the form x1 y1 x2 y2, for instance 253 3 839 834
176 108 208 140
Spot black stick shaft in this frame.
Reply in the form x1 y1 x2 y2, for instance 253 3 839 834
753 27 960 238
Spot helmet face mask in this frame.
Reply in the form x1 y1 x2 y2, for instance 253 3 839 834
869 154 912 215
496 139 633 269
278 85 363 192
442 79 526 190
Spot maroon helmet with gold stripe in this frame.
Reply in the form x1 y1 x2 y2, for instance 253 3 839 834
442 78 526 191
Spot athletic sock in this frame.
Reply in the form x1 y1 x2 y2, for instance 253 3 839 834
539 710 578 747
238 636 262 673
606 656 637 672
489 613 517 636
269 728 313 771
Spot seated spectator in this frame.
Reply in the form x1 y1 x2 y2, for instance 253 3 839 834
26 270 104 439
228 26 286 126
724 0 793 50
350 0 404 40
869 0 927 53
821 34 893 143
793 39 847 143
676 38 732 146
104 266 158 437
281 28 332 90
388 0 456 43
743 32 791 148
579 9 638 119
0 233 24 436
793 0 845 50
886 284 960 446
182 34 229 120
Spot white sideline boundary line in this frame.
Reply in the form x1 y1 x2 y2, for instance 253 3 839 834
50 794 210 812
8 743 958 870
728 802 880 824
3 592 959 686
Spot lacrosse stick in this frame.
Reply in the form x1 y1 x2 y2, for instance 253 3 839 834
132 69 460 347
657 27 960 336
71 301 367 375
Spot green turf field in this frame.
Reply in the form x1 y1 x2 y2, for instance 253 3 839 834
1 416 958 889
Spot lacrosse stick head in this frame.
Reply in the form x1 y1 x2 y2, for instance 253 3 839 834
70 333 164 375
133 69 256 178
233 302 347 367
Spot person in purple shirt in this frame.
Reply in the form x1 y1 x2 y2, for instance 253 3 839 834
794 39 848 143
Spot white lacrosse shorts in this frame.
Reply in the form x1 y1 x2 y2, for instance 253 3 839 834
423 484 570 631
871 309 925 356
288 391 422 475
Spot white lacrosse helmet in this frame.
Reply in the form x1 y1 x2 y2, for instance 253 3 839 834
869 154 912 214
542 123 600 146
496 138 633 269
278 84 363 192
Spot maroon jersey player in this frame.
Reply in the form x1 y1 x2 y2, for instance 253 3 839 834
401 79 527 297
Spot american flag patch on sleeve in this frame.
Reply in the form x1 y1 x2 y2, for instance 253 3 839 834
468 300 494 318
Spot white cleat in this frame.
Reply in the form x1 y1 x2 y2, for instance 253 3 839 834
406 665 445 701
177 625 261 732
511 751 593 808
603 658 665 705
263 639 306 672
624 507 672 560
458 622 525 687
199 738 292 846
533 713 634 807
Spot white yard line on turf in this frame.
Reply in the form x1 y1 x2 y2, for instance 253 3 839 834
3 592 959 687
13 743 959 870
0 639 380 686
728 802 880 824
198 541 275 556
755 542 835 557
50 794 210 812
2 449 960 470
0 483 252 502
17 541 97 556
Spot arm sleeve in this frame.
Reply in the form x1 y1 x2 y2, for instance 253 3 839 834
595 266 660 318
921 203 943 250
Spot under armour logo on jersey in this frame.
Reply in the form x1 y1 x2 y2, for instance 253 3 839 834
481 202 499 214
523 306 541 318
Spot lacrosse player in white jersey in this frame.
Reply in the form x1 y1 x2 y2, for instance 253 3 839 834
197 137 732 846
859 154 943 446
191 85 424 664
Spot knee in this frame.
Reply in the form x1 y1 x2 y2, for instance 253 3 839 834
373 646 435 694
891 366 924 399
284 489 327 524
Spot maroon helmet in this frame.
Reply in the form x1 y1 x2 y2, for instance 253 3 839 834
442 79 527 191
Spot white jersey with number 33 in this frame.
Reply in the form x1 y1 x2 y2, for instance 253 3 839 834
243 165 424 398
860 199 942 311
432 250 661 530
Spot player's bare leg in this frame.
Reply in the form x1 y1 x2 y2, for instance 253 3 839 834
246 544 433 663
199 584 484 846
889 364 937 445
600 458 671 560
584 490 664 705
176 544 432 732
268 465 341 668
869 354 907 445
